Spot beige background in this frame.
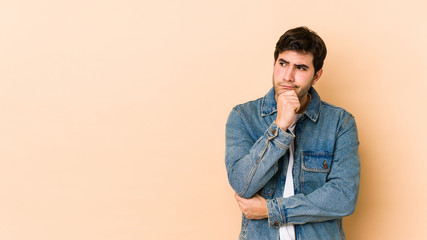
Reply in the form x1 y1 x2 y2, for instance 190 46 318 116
1 0 426 239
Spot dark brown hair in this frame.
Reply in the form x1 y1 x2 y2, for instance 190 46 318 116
274 26 327 73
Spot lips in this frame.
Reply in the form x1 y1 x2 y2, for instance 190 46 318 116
279 84 297 89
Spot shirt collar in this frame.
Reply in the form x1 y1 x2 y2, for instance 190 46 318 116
260 87 320 122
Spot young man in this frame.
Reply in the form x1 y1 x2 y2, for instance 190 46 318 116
225 27 360 240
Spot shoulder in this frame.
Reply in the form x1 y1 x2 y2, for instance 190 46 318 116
230 96 263 118
320 101 356 134
321 101 353 117
225 96 265 131
321 101 352 115
230 88 276 118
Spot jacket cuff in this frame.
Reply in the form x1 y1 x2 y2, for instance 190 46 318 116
265 121 295 150
267 198 287 228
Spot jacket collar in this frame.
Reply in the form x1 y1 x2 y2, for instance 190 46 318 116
260 87 320 122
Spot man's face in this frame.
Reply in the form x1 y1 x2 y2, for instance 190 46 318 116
273 50 322 101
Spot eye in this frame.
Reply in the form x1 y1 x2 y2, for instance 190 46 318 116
296 65 308 71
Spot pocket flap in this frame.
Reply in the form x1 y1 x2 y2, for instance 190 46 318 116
302 151 333 173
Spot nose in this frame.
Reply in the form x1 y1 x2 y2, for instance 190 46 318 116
283 67 295 82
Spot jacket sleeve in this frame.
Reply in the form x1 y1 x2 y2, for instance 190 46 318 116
266 115 360 227
225 107 294 198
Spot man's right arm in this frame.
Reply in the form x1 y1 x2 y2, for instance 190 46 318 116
225 107 294 199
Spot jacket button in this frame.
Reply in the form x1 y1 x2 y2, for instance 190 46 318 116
323 160 328 169
274 221 280 226
270 129 276 135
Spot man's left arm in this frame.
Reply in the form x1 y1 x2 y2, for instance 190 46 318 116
238 115 360 226
268 115 360 226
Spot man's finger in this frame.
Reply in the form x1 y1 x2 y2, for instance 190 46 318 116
235 193 246 204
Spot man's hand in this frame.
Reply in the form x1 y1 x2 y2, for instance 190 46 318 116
275 90 300 130
235 193 268 220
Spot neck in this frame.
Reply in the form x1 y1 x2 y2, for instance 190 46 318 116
297 93 311 114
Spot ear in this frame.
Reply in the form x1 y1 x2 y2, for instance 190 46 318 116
312 69 323 85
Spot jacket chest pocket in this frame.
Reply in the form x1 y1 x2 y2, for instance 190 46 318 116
301 151 332 195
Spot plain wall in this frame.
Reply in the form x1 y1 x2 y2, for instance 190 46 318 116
1 0 426 239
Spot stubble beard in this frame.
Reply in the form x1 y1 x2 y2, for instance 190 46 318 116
272 76 313 104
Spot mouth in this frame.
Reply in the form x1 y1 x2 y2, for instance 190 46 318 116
279 84 297 90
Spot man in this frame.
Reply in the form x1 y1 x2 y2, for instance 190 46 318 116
225 26 360 240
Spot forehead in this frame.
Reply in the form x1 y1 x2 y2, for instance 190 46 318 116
277 50 314 66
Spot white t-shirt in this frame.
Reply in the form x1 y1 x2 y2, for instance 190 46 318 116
280 114 302 240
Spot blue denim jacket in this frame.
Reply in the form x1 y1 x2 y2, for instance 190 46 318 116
225 87 360 240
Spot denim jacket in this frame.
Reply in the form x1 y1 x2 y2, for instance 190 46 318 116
225 87 360 240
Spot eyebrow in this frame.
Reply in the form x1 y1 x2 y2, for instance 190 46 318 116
295 64 309 69
278 58 310 69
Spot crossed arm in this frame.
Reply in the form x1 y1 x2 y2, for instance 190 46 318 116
235 193 268 220
227 90 303 219
226 108 360 225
